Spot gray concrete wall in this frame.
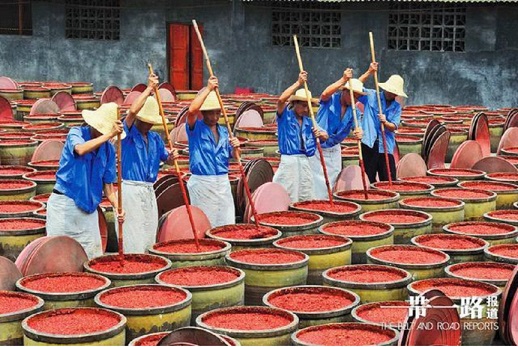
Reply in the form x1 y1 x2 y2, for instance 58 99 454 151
0 0 516 109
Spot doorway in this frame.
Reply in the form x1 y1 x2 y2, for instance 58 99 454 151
167 22 203 90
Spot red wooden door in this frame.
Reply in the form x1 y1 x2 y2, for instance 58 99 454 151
168 23 204 90
168 24 189 90
189 25 203 90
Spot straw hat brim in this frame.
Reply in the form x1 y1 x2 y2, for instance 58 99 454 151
82 111 126 140
339 86 367 95
289 95 319 104
379 82 408 98
136 114 163 125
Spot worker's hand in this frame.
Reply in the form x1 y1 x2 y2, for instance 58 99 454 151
342 68 353 82
313 127 329 141
147 73 159 90
168 148 180 161
116 209 126 224
230 137 240 148
369 62 379 73
378 113 387 124
110 120 124 137
353 127 363 140
298 71 308 86
207 76 219 91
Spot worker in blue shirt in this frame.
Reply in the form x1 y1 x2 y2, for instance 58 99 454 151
358 62 407 182
274 71 328 203
310 68 364 199
186 76 240 227
46 102 125 259
121 73 178 253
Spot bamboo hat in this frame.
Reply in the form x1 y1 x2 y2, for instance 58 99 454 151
340 78 367 95
136 96 162 125
200 91 221 111
379 75 408 98
82 102 126 139
288 88 319 104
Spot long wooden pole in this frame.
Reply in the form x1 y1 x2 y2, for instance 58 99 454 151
191 20 260 226
116 106 124 258
293 35 334 204
369 32 393 185
347 83 369 199
148 64 200 249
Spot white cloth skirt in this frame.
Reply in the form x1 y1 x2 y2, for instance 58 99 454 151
187 174 235 228
273 154 314 203
46 193 102 259
309 144 342 200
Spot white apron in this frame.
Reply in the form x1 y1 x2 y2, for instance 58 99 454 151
309 144 342 199
273 154 314 203
118 180 158 254
46 193 102 259
187 174 235 228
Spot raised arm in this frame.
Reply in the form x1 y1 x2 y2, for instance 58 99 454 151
277 71 307 115
127 73 159 128
187 76 218 129
321 68 352 102
359 62 378 84
74 122 123 156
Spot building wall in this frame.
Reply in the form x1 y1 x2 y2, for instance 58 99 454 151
0 0 517 109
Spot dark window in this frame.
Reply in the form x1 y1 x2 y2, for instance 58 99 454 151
0 0 32 36
271 1 341 48
388 3 466 52
65 0 120 40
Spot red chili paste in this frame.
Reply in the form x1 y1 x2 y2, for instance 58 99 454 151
21 273 106 293
153 240 224 253
89 255 166 274
203 311 292 330
269 291 353 312
159 267 239 286
276 235 347 249
451 263 514 280
356 302 409 325
230 249 305 264
337 191 396 200
26 172 56 180
374 182 430 192
32 194 50 203
403 197 461 208
412 279 496 297
415 235 484 250
297 326 394 346
259 212 319 225
31 160 60 166
0 219 44 230
328 267 407 283
372 247 446 264
27 308 120 335
488 245 518 259
322 222 390 237
0 202 41 213
0 292 39 314
395 135 421 142
487 210 518 221
434 189 493 199
294 201 358 213
362 211 427 224
100 286 186 309
404 176 457 184
133 332 169 346
430 169 483 176
211 225 278 240
0 141 34 145
448 222 515 235
462 182 517 191
0 181 33 189
0 167 33 175
503 147 518 153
